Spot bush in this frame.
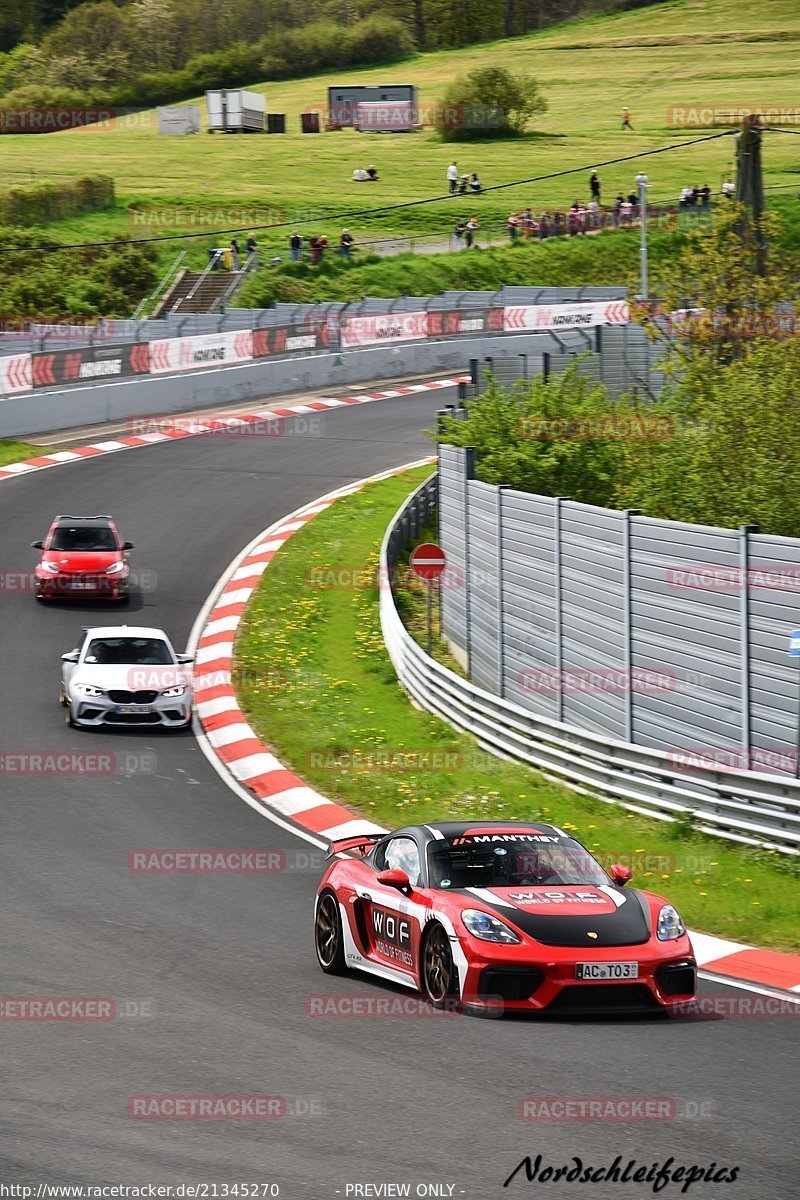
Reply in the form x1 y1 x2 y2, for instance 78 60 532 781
434 65 548 141
0 175 114 224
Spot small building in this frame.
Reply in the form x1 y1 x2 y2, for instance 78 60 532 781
327 84 418 129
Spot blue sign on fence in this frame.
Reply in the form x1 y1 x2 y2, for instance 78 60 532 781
790 630 800 657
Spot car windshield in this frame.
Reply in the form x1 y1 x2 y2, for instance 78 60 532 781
50 527 117 552
84 638 173 666
427 836 610 890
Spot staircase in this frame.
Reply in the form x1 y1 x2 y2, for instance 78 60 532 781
153 268 235 317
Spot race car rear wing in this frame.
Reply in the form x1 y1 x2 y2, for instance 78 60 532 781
326 832 384 860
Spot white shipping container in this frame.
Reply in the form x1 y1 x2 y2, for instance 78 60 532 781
205 90 266 133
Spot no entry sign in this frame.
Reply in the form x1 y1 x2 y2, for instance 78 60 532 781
410 543 447 581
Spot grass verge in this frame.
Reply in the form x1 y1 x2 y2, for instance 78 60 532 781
0 439 49 467
235 466 800 951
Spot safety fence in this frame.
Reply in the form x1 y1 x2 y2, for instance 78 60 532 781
0 286 629 399
381 477 800 855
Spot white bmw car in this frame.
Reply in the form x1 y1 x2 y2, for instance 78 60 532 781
61 626 193 729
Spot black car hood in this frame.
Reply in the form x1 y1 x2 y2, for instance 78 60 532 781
461 885 652 948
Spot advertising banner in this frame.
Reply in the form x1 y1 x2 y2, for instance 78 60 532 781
30 343 150 389
504 300 630 333
148 331 253 375
339 312 428 349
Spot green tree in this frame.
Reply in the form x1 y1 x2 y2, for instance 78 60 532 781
433 64 547 141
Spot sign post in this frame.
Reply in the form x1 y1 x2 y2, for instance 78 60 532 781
410 543 447 656
790 630 800 778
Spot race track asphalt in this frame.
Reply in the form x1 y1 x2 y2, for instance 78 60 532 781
0 390 796 1198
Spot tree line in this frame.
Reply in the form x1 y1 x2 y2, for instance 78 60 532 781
0 0 661 110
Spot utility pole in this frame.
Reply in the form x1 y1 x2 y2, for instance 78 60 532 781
635 172 649 300
735 114 766 275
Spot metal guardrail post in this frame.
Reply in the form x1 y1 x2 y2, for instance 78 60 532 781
740 524 759 766
554 496 570 722
497 485 507 698
623 509 642 743
464 447 476 680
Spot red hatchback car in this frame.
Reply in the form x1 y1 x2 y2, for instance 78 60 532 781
32 515 134 602
315 821 697 1015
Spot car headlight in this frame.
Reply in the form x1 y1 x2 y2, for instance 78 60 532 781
105 562 126 575
462 909 521 944
40 562 61 574
75 684 105 697
657 904 685 941
162 686 187 697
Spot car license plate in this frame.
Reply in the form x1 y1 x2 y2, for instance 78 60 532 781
576 962 639 981
115 704 153 714
71 580 95 589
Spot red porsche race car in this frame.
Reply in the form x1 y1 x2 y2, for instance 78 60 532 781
31 515 135 602
314 821 696 1015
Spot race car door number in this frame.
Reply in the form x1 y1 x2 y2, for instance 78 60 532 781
576 962 639 980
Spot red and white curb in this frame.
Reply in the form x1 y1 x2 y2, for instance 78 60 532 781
188 459 435 845
0 376 467 483
188 465 800 1001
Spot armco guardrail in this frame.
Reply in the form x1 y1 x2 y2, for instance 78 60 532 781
0 286 630 399
381 477 800 855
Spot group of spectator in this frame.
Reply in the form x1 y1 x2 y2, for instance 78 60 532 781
454 216 480 247
446 161 483 195
288 230 356 263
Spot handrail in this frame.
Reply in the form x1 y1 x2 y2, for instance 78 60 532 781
132 250 186 320
379 477 800 855
209 251 258 313
171 250 224 314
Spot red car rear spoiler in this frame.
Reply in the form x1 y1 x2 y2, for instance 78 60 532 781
326 832 384 860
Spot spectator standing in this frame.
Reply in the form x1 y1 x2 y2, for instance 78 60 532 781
289 231 303 262
721 175 735 199
679 185 693 209
507 213 520 241
619 197 633 224
539 210 551 239
447 161 459 193
465 216 479 248
230 238 241 270
340 229 355 259
691 184 701 207
621 106 633 130
454 217 467 243
568 202 580 236
245 233 258 269
522 207 535 240
700 183 711 209
590 171 601 202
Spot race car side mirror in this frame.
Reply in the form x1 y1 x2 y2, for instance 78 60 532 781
609 864 632 887
123 541 135 550
31 540 43 549
377 868 411 893
61 651 79 663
